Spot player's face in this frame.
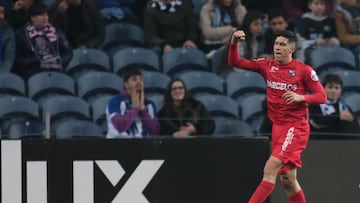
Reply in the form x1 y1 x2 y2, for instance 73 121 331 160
324 83 342 103
273 36 295 63
171 81 185 102
124 75 144 93
309 0 326 17
269 16 288 33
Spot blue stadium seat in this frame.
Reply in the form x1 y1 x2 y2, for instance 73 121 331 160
241 94 266 133
41 95 90 137
309 47 357 75
27 71 75 105
142 71 171 96
213 117 254 137
162 47 209 77
226 70 266 105
55 120 103 139
0 96 40 135
77 72 122 104
146 94 164 113
178 71 225 96
0 72 25 96
6 118 45 139
91 95 113 134
112 47 160 75
195 94 239 118
66 48 110 79
101 23 145 55
332 70 360 96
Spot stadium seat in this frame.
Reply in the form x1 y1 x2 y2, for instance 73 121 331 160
91 95 113 134
178 71 225 96
101 23 145 55
162 47 209 77
0 96 40 135
309 47 357 75
6 118 45 139
192 0 207 17
345 94 360 116
241 94 266 133
76 72 122 104
146 94 164 113
27 71 75 104
213 117 254 137
332 70 360 96
0 72 25 96
66 48 110 79
226 70 266 104
41 95 90 137
112 47 160 76
195 94 239 118
142 71 171 96
55 120 103 139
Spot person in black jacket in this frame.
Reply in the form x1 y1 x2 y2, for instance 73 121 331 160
309 74 360 135
13 2 72 79
50 0 105 48
158 78 215 137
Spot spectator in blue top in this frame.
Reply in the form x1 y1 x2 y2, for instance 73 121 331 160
106 69 160 138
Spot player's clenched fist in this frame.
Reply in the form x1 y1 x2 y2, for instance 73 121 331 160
231 30 246 44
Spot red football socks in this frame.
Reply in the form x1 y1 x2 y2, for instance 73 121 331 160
289 190 306 203
248 180 275 203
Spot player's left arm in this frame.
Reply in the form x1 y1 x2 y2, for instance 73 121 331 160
282 69 327 104
302 69 327 104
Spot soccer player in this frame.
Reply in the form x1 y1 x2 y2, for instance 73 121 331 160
228 30 327 203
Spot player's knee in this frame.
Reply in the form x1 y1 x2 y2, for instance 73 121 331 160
280 175 296 189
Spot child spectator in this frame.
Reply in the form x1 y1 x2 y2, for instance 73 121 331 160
299 0 339 63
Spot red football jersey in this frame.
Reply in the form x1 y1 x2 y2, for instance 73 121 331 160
228 44 326 124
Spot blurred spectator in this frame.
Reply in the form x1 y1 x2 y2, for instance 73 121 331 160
299 0 339 63
7 0 36 30
0 3 15 72
241 0 280 15
238 11 264 59
158 78 215 137
106 69 160 138
199 0 247 53
309 74 360 134
95 0 140 25
13 2 72 79
144 0 198 54
263 9 304 61
335 0 360 54
50 0 105 49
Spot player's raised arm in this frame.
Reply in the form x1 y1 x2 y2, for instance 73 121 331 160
228 30 262 72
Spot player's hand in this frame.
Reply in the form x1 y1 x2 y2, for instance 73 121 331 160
340 110 354 122
231 30 246 44
130 89 145 110
282 91 305 104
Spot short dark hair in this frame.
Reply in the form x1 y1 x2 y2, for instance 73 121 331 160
29 2 48 17
268 8 287 22
122 68 142 82
275 30 297 44
323 74 343 87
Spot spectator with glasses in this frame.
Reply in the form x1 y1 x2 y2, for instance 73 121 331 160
158 78 215 137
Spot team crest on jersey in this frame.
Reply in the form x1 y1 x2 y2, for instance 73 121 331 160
270 66 278 72
310 70 319 81
289 70 295 77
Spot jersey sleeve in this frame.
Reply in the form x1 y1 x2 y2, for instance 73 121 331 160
227 43 263 73
303 67 327 104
